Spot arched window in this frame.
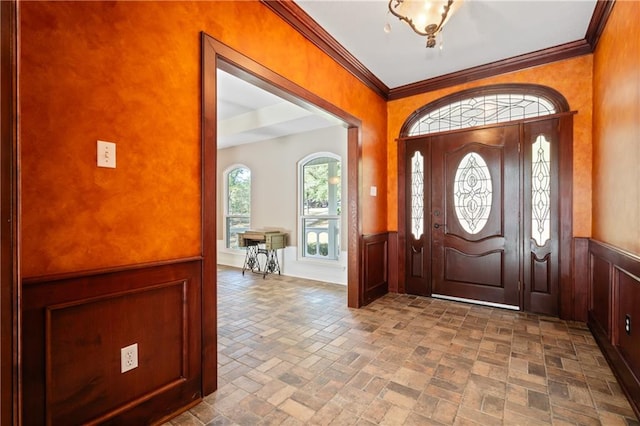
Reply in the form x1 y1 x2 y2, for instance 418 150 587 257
401 84 569 137
224 165 251 249
299 153 341 260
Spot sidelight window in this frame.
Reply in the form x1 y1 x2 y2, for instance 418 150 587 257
411 151 424 239
532 135 551 246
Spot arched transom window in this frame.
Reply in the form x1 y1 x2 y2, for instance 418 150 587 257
403 84 568 137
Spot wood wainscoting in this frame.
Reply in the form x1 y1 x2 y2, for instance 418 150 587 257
22 258 203 425
572 237 590 322
361 233 389 305
587 240 640 419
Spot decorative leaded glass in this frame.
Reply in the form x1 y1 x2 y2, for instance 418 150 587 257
411 151 424 239
409 94 557 136
532 135 551 246
454 153 492 234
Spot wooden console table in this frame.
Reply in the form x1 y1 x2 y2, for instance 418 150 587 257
238 231 287 278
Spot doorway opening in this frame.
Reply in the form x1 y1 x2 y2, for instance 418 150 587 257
201 33 363 395
216 68 348 284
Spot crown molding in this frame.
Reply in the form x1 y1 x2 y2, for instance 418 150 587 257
261 0 389 99
263 0 616 101
388 40 593 100
586 0 616 49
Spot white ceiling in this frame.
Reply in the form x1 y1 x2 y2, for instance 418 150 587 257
218 0 598 147
295 0 597 88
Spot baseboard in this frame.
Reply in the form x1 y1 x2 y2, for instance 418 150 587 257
217 240 348 284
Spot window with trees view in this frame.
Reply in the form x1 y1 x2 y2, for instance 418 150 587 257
299 154 341 260
225 166 251 249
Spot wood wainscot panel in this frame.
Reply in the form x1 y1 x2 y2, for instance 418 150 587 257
573 237 589 322
589 250 612 338
588 240 640 419
387 232 399 293
22 259 203 425
361 233 388 305
617 269 640 381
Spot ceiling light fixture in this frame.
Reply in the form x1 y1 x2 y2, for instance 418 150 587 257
387 0 457 48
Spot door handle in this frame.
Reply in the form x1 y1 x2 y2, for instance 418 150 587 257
434 223 445 229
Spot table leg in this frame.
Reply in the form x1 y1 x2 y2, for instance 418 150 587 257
242 244 261 275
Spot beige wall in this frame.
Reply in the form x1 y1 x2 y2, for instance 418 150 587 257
19 1 387 277
592 1 640 254
216 125 349 284
217 125 348 247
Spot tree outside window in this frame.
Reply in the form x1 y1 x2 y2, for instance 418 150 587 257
226 166 251 249
300 155 341 260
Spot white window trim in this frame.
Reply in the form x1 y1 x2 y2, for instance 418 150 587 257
223 163 251 251
297 152 342 262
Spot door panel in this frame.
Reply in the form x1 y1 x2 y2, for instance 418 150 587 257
405 139 431 296
431 125 520 307
444 248 502 285
523 119 560 315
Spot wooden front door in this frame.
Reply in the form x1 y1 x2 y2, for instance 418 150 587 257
405 118 563 314
431 125 520 308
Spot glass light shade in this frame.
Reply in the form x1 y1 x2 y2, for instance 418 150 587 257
388 0 458 47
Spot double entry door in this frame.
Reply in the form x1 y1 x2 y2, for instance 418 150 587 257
405 119 561 315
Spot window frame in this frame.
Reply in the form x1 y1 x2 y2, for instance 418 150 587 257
297 152 342 262
223 164 251 250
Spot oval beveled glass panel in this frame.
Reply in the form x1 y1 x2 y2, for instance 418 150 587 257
454 152 492 234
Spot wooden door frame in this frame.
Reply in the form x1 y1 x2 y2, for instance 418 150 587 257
396 84 575 319
201 33 363 395
1 0 19 424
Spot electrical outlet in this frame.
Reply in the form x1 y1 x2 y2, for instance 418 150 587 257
625 314 631 335
120 343 138 373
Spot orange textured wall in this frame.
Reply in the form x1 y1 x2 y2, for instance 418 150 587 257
592 1 640 255
387 56 593 235
19 1 387 277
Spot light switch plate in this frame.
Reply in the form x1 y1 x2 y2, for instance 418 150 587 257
97 140 116 168
370 186 377 197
